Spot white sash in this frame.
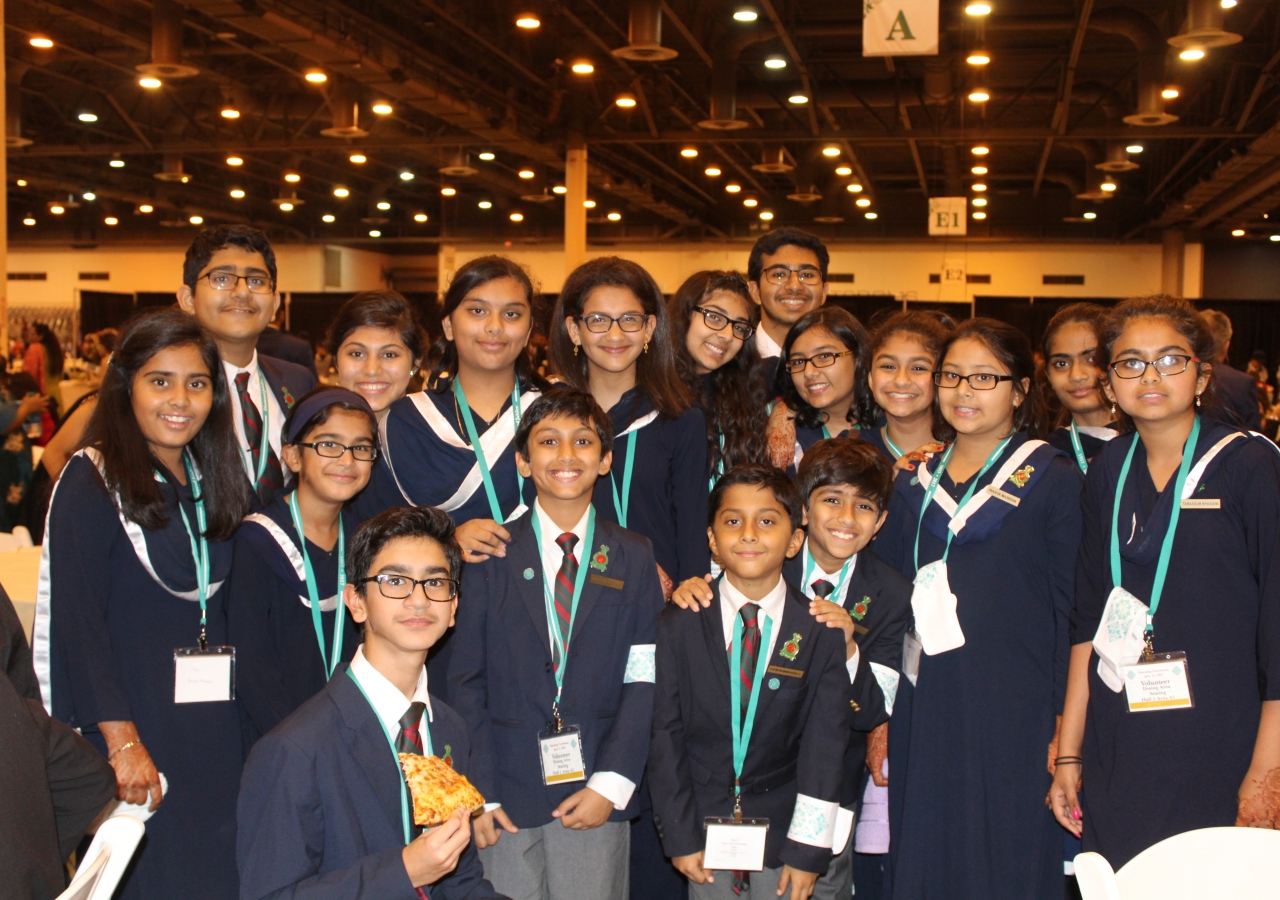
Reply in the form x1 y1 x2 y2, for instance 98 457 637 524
243 513 339 611
618 410 659 439
917 439 1046 533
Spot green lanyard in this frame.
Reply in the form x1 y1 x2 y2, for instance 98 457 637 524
882 426 904 459
531 506 597 714
729 610 775 817
243 365 271 488
610 431 639 527
452 379 524 523
912 435 1012 574
344 668 432 845
821 424 832 440
1109 415 1200 639
169 453 211 650
1068 422 1090 475
287 491 346 680
801 540 854 603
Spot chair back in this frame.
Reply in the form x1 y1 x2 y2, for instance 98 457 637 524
53 845 108 900
1077 827 1280 900
75 815 146 900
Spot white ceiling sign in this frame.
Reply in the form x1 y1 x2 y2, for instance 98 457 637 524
863 0 940 57
928 197 968 236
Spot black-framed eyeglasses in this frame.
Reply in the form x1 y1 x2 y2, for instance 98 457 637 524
692 305 754 341
358 574 458 602
784 349 855 374
762 264 823 286
1109 355 1198 379
934 371 1015 390
578 312 648 333
296 440 379 462
198 271 275 294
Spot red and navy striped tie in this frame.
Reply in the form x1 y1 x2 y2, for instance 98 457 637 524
235 371 284 503
395 702 426 755
552 533 579 671
737 603 761 722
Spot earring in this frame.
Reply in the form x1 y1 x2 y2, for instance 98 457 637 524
643 341 650 353
573 344 579 356
1195 392 1202 407
1110 402 1117 415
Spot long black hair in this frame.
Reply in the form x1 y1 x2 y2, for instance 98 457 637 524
668 270 769 473
33 323 64 382
1042 302 1110 429
427 255 540 393
81 308 251 539
775 306 874 431
935 317 1049 441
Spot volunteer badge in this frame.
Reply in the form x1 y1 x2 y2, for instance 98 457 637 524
590 545 610 572
1009 464 1034 488
780 633 802 661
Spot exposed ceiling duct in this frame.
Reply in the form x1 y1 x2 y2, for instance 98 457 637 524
752 147 794 173
319 79 368 138
6 63 31 149
1088 8 1177 127
1097 141 1139 172
1168 0 1243 51
154 153 191 184
699 24 776 130
1061 141 1115 199
136 0 199 80
613 0 678 62
787 152 822 202
439 148 478 177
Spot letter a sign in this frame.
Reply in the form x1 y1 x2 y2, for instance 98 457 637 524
863 0 939 57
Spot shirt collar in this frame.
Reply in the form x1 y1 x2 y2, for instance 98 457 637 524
348 645 433 738
533 498 591 547
719 572 787 644
223 348 260 377
803 539 858 579
754 326 782 360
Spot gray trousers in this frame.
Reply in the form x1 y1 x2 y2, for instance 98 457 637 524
478 819 630 900
689 867 784 900
812 837 854 900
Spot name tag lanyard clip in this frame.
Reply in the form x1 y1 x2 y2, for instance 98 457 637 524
288 491 346 679
912 435 1012 574
454 378 524 524
730 612 775 822
1110 416 1200 661
532 506 597 732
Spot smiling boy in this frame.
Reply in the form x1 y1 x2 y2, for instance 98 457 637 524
448 389 664 899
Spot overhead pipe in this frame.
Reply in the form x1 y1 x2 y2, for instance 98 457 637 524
1168 0 1242 50
136 0 199 79
7 63 31 148
320 79 368 138
1060 141 1114 199
699 24 776 130
613 0 678 62
1087 8 1177 127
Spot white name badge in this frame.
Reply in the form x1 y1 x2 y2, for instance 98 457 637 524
910 560 965 656
984 485 1021 507
1092 586 1148 693
703 817 769 872
173 647 235 703
538 726 586 785
903 630 922 687
1180 498 1220 509
1123 652 1194 712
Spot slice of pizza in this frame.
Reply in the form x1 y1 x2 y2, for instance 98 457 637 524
398 753 486 827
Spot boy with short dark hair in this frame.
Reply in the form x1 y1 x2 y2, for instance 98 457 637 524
652 463 851 900
176 224 315 504
449 389 664 900
237 506 506 900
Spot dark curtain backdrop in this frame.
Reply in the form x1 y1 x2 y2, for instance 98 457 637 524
78 291 136 334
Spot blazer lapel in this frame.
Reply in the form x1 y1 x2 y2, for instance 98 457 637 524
701 581 732 703
330 669 406 830
843 557 876 638
567 519 614 644
505 516 554 668
751 588 811 725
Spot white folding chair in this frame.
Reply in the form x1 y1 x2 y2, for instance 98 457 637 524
62 815 146 900
1075 826 1280 900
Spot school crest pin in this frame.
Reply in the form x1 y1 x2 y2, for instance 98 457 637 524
590 545 610 572
442 744 454 768
851 596 872 620
523 567 535 580
780 633 802 661
768 677 781 690
1009 464 1034 488
282 386 296 409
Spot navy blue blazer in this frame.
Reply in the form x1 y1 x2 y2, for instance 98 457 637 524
258 328 319 381
783 549 911 805
1209 362 1263 432
252 354 316 509
650 580 851 873
236 663 505 900
448 512 664 829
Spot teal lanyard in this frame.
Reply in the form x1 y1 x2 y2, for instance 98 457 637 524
801 541 854 603
531 506 597 710
821 424 832 440
882 426 904 459
169 453 211 649
1068 422 1090 475
344 668 432 845
452 379 524 523
1109 416 1200 636
245 365 271 487
729 611 774 815
287 491 346 680
610 430 639 527
912 435 1012 574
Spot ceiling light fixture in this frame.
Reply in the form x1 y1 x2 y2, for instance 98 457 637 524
973 211 987 220
510 212 524 222
369 230 381 237
278 202 295 212
1162 87 1181 99
478 200 493 209
571 61 594 74
734 7 759 22
1231 228 1245 236
304 70 327 83
865 211 878 220
1083 211 1098 220
22 217 35 226
516 14 541 28
1269 234 1280 242
29 35 54 49
349 153 367 164
15 180 26 187
226 155 243 166
607 211 622 221
104 216 119 226
189 215 204 225
78 112 99 123
400 170 415 181
759 211 774 221
615 93 637 108
972 197 988 207
1179 48 1206 61
333 186 350 198
322 214 335 223
822 146 841 158
82 191 96 201
50 205 65 215
441 187 457 196
847 183 864 193
1222 0 1237 7
1127 144 1144 154
138 204 153 213
284 172 301 183
230 188 246 198
479 151 497 161
788 94 809 105
855 197 871 208
584 199 597 208
971 165 988 175
743 197 758 207
552 185 568 194
965 3 992 15
221 107 240 119
680 147 699 158
377 201 391 210
967 52 990 66
705 166 722 176
372 102 394 115
971 145 990 156
415 212 430 221
1101 179 1118 192
764 56 787 69
835 166 853 176
110 157 126 168
518 168 536 178
725 183 742 193
968 89 990 102
139 76 163 89
972 183 988 192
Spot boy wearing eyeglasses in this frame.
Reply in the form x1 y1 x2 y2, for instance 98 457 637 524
176 225 316 506
746 228 830 363
237 505 507 900
448 390 665 900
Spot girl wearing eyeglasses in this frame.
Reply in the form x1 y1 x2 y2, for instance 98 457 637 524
1041 303 1119 473
668 270 770 489
226 388 378 748
773 306 873 472
1049 295 1280 867
875 318 1081 900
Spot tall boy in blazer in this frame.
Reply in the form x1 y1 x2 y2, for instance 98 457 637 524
652 463 851 900
449 390 664 900
237 506 506 900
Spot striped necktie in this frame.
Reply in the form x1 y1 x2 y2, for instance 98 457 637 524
811 579 835 601
394 701 426 755
552 533 579 671
737 603 761 722
235 371 284 503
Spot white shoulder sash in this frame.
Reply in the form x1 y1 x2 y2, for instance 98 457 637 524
243 512 338 611
917 440 1046 533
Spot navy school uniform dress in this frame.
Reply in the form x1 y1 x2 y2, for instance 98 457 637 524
236 661 506 900
594 387 709 583
875 434 1082 900
1072 418 1280 868
225 491 360 750
650 578 852 875
1045 423 1118 472
34 450 243 900
355 379 541 701
448 508 664 826
788 422 864 477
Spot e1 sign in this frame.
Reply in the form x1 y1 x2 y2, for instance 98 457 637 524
928 197 967 236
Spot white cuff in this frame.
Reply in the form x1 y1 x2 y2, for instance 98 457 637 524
483 802 501 813
786 793 839 848
869 662 900 716
845 644 861 684
586 771 636 811
623 644 655 683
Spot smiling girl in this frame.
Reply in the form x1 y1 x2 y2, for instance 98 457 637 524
227 388 379 747
35 309 251 900
862 311 951 462
1041 303 1118 472
876 318 1081 900
1049 295 1280 867
326 290 428 419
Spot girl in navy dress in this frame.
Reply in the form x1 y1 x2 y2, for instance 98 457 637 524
1048 295 1280 867
875 318 1081 900
1042 303 1118 473
862 311 950 463
34 308 252 900
326 289 428 420
226 388 377 748
549 256 707 585
669 270 769 488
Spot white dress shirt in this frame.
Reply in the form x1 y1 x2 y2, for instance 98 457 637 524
224 350 286 483
719 573 788 661
347 645 434 746
798 543 862 682
754 325 783 361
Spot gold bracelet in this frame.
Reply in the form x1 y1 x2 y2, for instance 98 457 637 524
108 740 141 760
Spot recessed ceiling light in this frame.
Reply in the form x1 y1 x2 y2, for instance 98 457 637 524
1231 228 1245 236
221 107 240 119
865 211 878 220
333 186 350 198
725 183 742 193
304 70 327 83
83 191 96 201
705 166 722 177
1162 87 1181 99
441 187 457 196
29 35 54 49
584 199 596 208
759 211 774 221
788 94 809 105
607 212 622 221
855 197 871 208
279 202 294 211
1083 211 1097 220
847 183 864 193
369 229 381 237
571 61 594 74
138 204 153 213
479 152 497 161
15 179 26 187
967 52 990 66
552 185 568 194
50 205 65 215
372 102 394 115
230 189 246 198
22 217 35 226
322 214 336 223
971 145 990 156
414 212 429 221
516 14 541 28
764 56 787 69
680 147 698 158
822 146 841 158
518 168 536 178
1101 179 1118 192
1126 144 1144 154
1270 234 1280 242
973 211 987 220
78 112 98 123
972 183 987 192
109 158 126 168
478 200 493 209
189 215 204 224
973 197 988 207
139 76 162 89
104 216 119 226
971 165 988 175
226 156 243 166
615 94 637 108
835 166 853 176
284 172 301 183
349 153 367 164
377 201 391 210
968 89 990 103
510 212 524 222
743 198 758 207
1179 48 1206 61
1222 0 1238 7
733 7 759 22
965 3 992 15
400 170 415 181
